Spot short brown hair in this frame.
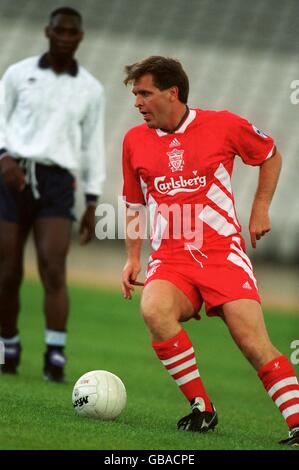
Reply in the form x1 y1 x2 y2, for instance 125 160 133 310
124 56 189 104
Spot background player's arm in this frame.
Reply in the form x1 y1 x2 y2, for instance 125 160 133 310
0 155 25 191
0 70 25 191
121 209 144 299
249 149 282 248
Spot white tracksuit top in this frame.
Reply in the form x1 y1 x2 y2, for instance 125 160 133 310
0 55 105 196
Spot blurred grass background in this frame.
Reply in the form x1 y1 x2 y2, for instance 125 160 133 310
0 280 298 450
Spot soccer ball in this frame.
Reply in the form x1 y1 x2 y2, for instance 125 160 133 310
72 370 127 420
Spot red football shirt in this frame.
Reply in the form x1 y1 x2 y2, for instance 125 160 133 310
122 108 275 255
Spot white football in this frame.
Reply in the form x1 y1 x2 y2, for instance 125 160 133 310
72 370 127 420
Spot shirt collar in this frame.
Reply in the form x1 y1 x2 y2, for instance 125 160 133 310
156 109 197 137
38 53 79 77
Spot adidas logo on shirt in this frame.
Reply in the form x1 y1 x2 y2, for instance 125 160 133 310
242 281 252 290
169 138 181 148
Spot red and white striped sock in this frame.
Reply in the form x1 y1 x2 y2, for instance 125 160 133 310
152 328 213 412
258 355 299 429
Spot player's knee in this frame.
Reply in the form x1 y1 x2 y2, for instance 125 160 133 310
140 296 176 329
40 261 66 292
0 264 23 292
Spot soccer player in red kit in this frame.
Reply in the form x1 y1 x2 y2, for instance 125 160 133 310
121 56 299 445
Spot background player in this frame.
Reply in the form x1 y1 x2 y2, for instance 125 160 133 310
0 7 105 382
121 56 299 445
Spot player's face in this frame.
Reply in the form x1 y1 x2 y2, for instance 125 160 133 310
45 14 83 59
132 74 174 129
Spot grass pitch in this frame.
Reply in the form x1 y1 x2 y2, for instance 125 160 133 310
0 279 298 450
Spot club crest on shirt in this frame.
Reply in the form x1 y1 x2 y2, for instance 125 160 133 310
167 148 184 172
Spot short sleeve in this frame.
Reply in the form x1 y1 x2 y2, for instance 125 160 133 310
122 135 146 208
228 113 275 166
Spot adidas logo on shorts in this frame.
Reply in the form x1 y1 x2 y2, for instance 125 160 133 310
242 281 252 290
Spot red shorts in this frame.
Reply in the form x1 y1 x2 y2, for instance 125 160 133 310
144 236 261 318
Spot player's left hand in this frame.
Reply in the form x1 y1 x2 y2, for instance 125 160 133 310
249 204 271 249
79 205 96 245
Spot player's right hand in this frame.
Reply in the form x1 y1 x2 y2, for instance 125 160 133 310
0 155 25 191
121 260 141 300
249 203 271 249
